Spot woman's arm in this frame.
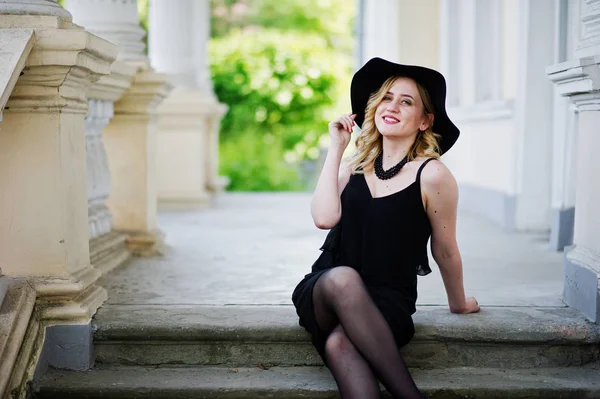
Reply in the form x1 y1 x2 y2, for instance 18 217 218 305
420 160 479 314
311 114 355 229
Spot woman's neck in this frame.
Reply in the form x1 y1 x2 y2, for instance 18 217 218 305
380 137 414 167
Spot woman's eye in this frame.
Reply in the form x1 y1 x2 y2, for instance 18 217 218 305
401 100 412 105
383 96 392 101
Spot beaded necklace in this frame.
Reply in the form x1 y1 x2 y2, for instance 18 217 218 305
374 151 409 180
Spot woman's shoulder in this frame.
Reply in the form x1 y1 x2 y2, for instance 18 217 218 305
416 157 456 191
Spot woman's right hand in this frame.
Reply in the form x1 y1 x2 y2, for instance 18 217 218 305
328 113 356 150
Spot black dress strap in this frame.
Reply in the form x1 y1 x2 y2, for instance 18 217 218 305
416 158 437 184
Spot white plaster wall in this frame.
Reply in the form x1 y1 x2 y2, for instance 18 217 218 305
443 118 516 194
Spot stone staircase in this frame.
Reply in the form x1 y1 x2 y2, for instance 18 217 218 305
34 304 600 398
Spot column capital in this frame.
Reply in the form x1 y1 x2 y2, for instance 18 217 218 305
7 26 118 114
88 60 136 103
547 56 600 109
114 70 172 116
0 0 71 19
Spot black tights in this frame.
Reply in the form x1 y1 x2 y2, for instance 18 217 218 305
313 266 424 399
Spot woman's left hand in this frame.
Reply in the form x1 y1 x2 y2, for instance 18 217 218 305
451 296 480 314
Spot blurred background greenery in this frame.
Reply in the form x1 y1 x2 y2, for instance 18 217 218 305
145 0 355 191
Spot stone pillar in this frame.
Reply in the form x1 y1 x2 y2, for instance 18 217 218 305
0 4 117 325
66 0 172 256
547 0 600 322
148 0 227 209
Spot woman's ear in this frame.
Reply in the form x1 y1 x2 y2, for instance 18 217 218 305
421 113 434 131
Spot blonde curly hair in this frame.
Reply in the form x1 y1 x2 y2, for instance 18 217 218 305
347 76 441 174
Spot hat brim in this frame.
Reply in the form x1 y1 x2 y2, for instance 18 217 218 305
351 57 459 155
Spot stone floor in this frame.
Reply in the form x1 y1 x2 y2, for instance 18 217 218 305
99 193 565 308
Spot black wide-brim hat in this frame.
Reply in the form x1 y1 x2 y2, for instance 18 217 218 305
351 57 459 154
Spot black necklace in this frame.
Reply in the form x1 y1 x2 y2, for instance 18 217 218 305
374 151 409 180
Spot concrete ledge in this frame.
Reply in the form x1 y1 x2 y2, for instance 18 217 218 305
34 364 600 399
94 304 600 344
92 305 600 369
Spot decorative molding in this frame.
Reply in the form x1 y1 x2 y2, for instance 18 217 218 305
113 70 173 116
547 56 600 95
6 27 118 114
447 99 514 123
31 265 101 298
37 284 107 324
87 60 136 102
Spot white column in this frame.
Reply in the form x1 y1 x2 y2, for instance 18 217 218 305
65 0 172 256
512 0 556 231
66 0 146 64
363 0 401 63
148 0 227 209
548 0 580 251
546 0 600 322
191 0 214 94
0 0 70 17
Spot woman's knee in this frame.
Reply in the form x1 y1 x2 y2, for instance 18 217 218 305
322 266 363 295
324 326 355 361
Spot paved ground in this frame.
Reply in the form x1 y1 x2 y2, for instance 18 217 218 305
99 193 565 308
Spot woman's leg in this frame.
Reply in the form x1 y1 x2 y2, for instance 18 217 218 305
313 266 424 399
324 325 381 399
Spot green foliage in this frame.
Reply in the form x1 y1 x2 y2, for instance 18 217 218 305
211 0 354 52
210 29 351 191
220 130 302 191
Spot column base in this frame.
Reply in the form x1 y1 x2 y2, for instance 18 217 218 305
37 284 108 325
564 245 600 322
90 231 131 275
124 229 166 257
158 194 212 211
207 175 230 194
550 207 575 251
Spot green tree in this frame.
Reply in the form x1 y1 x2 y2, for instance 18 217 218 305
211 29 351 191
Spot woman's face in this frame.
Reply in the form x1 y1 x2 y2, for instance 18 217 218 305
374 77 432 140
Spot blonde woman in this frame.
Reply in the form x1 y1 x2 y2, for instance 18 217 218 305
292 58 480 399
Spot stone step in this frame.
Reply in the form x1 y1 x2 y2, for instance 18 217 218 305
33 363 600 399
93 305 600 369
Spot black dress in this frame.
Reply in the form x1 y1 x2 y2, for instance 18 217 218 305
292 158 435 363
